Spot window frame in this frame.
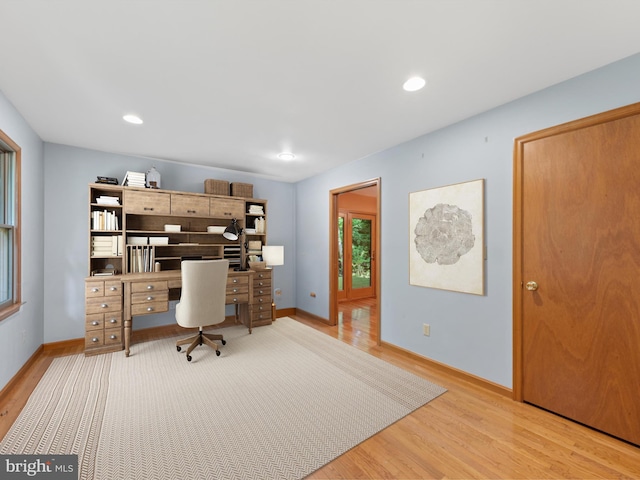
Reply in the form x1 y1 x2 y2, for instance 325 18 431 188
0 129 21 322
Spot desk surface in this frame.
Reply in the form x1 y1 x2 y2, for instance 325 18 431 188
121 268 255 356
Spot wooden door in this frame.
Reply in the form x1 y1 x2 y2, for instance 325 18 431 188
514 103 640 446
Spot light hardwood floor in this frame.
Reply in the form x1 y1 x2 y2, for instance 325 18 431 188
1 306 639 479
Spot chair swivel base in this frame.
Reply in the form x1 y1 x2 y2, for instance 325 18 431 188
176 329 226 362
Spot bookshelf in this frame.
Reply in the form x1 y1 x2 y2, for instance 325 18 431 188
88 183 268 276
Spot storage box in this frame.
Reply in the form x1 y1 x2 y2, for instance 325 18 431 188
127 236 148 245
230 182 253 198
204 179 230 196
149 236 169 245
164 224 181 232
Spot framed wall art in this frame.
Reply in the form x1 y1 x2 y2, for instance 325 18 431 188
409 179 485 295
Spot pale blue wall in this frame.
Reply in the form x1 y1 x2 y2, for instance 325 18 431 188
43 145 296 342
294 53 640 388
0 91 45 390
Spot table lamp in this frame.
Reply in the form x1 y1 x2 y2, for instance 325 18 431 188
223 219 248 271
261 245 284 321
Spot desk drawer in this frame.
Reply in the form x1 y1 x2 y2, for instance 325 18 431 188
132 301 168 316
226 284 248 296
253 286 271 297
252 294 271 306
131 280 168 293
86 313 104 331
131 291 169 304
251 310 272 323
104 327 123 345
86 330 104 348
227 275 248 286
86 312 122 331
226 293 249 304
253 278 271 289
86 280 121 298
86 296 122 314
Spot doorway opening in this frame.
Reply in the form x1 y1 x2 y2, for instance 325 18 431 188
329 179 380 346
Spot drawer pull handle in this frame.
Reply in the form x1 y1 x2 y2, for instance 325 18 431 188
109 318 117 324
110 335 117 340
147 285 154 290
92 321 100 326
259 274 264 278
187 209 196 213
92 337 100 343
147 307 154 312
232 279 238 283
144 207 154 211
101 303 108 308
91 287 99 293
258 282 264 286
233 298 238 303
233 288 238 293
147 296 154 301
110 286 117 291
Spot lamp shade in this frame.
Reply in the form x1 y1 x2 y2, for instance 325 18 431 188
223 219 241 241
262 245 284 267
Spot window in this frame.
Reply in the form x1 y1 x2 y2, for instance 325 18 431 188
0 129 21 321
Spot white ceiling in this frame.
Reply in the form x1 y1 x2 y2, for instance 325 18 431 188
1 1 639 182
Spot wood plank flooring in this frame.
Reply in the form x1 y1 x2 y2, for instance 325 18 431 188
1 305 639 479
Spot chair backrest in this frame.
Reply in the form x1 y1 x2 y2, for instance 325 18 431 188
175 259 229 329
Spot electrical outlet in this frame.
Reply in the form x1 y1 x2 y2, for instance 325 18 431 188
169 300 178 310
423 324 430 336
310 292 316 298
274 288 282 296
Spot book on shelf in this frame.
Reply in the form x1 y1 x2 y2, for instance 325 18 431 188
92 210 119 230
127 245 155 273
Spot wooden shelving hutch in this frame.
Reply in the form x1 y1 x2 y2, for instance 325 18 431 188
85 183 271 355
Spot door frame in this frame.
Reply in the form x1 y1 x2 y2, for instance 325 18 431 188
329 178 381 342
512 102 640 402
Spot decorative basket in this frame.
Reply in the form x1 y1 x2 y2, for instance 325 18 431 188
204 179 230 196
248 261 267 270
230 182 253 198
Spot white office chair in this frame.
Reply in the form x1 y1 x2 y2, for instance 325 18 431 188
175 259 229 361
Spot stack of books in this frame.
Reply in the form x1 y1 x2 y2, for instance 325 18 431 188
91 235 123 257
122 171 146 188
248 204 264 215
96 195 120 205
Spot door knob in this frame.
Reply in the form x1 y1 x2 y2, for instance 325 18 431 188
525 281 538 291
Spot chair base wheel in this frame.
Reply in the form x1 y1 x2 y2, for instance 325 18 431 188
187 355 192 362
216 350 221 356
176 346 181 352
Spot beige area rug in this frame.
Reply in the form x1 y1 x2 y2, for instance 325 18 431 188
0 317 446 479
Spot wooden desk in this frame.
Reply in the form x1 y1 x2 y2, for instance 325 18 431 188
85 269 256 357
120 269 254 357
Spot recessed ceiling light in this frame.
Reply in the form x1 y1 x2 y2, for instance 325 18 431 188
123 114 143 125
277 152 296 161
403 77 426 92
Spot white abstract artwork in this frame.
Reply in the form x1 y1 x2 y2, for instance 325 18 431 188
409 179 484 295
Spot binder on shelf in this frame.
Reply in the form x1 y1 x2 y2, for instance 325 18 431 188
127 244 155 273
